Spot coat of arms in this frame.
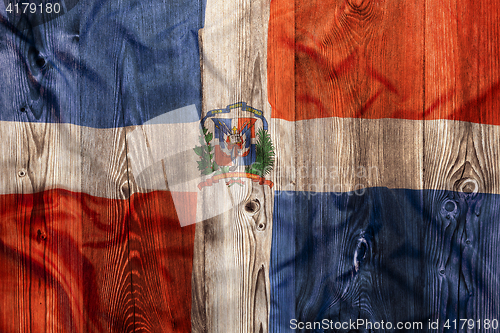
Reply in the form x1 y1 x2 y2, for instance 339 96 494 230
194 102 274 189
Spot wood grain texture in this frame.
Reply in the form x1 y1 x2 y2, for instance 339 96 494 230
269 0 500 331
268 0 425 121
191 0 274 331
80 2 198 330
268 0 427 327
81 127 133 333
2 0 500 331
422 0 500 329
0 0 200 331
315 0 423 326
126 192 196 333
77 0 135 324
274 117 424 193
269 0 426 194
0 11 84 332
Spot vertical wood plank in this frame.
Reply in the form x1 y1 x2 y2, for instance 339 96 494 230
79 0 134 329
423 0 500 329
124 123 197 332
80 127 133 332
0 13 33 330
269 0 427 328
360 0 425 325
192 0 273 331
267 9 296 330
0 10 84 332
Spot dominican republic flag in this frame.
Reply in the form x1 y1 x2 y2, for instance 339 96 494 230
1 0 500 332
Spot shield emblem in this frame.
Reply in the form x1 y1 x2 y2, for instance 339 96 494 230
212 118 257 167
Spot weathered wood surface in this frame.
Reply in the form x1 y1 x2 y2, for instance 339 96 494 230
0 0 198 332
0 11 84 332
422 0 500 328
268 0 427 327
79 0 200 330
191 0 273 332
267 0 500 332
1 0 500 332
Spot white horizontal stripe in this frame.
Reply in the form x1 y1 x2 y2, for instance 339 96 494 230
272 117 500 194
0 121 132 198
1 117 498 200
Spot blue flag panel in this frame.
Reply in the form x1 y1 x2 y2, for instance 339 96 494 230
270 188 500 332
0 0 205 127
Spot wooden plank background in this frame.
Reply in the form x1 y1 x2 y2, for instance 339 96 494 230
267 0 500 331
191 0 273 332
0 0 500 332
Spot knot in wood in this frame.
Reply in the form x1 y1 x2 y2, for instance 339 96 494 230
443 199 457 213
440 199 459 221
121 183 130 198
18 169 27 177
37 229 47 241
28 47 47 75
35 56 46 68
244 199 260 215
444 200 456 212
455 178 479 195
354 237 368 272
256 221 266 231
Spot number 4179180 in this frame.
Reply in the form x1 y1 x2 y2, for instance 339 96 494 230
6 2 61 14
444 319 499 330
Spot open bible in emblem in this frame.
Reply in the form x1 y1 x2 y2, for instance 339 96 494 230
195 102 274 189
